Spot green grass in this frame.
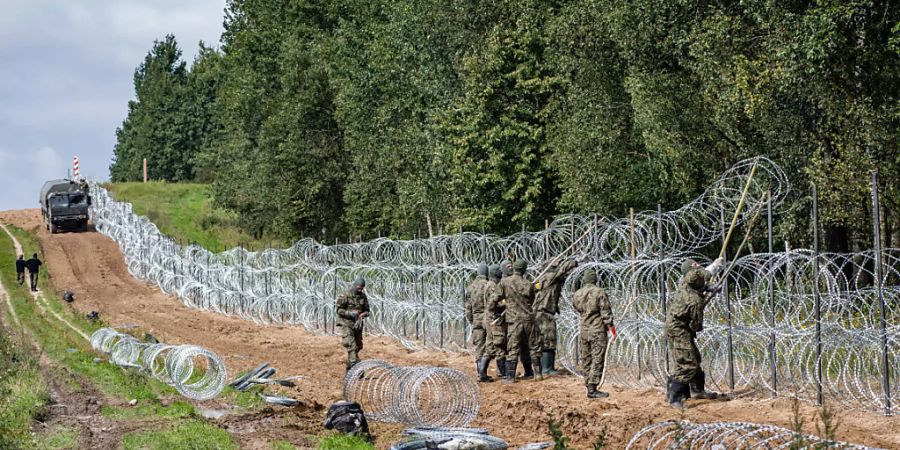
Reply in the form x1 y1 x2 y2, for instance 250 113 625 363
0 329 50 449
104 182 284 251
101 400 195 420
33 425 79 450
270 441 301 450
121 420 238 450
220 385 265 410
317 433 375 450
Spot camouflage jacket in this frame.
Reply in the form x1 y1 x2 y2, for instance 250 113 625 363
484 280 505 322
533 258 578 315
465 277 490 324
499 273 535 323
336 289 370 328
572 284 613 331
665 269 712 338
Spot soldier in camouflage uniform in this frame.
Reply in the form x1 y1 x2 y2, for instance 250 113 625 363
336 278 370 372
465 264 493 382
572 268 616 398
533 257 580 376
499 259 536 378
500 259 542 383
484 264 507 379
664 257 724 408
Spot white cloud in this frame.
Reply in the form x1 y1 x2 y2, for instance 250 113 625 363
0 0 225 211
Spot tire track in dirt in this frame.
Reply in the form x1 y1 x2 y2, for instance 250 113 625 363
2 208 898 449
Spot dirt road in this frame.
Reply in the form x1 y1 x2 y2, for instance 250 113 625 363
2 208 897 449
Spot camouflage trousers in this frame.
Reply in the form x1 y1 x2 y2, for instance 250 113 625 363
534 311 557 351
578 326 608 386
340 325 364 369
471 319 488 359
486 319 507 361
667 333 702 384
506 320 540 364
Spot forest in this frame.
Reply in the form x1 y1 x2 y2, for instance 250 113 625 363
109 0 900 253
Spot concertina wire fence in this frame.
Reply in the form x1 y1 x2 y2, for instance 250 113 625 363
88 157 898 414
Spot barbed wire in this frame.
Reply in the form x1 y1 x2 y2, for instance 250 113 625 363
90 327 227 401
87 156 897 413
343 360 479 427
625 421 884 449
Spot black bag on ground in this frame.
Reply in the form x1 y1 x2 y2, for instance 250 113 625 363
323 401 371 440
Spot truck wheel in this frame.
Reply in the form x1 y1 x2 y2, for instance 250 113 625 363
81 221 89 232
50 224 58 234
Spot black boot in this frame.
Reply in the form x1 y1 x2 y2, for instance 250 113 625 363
502 359 517 385
690 372 718 399
541 350 559 376
586 383 609 399
521 353 534 379
666 377 690 409
477 357 494 382
496 359 506 379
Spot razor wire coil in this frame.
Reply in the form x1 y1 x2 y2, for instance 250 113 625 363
625 421 885 449
86 156 898 413
343 360 479 427
90 327 227 401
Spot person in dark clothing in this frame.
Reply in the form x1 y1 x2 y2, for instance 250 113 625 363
26 253 42 292
15 255 26 285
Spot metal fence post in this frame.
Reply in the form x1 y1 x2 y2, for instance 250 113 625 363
812 184 823 405
871 171 892 416
439 270 445 349
658 204 669 374
767 191 777 397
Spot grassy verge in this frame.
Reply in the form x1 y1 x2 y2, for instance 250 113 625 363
121 420 237 450
104 182 284 251
0 326 50 448
317 433 376 450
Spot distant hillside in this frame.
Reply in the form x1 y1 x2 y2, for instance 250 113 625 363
104 182 283 251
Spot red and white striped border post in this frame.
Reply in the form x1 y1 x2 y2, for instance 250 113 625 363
73 155 80 180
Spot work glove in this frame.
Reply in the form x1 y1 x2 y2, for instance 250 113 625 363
348 311 359 321
705 256 725 274
608 325 617 338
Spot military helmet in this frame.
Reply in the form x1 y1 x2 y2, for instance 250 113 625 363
582 268 598 285
477 263 489 278
488 264 501 280
681 259 698 276
500 260 513 277
512 259 527 274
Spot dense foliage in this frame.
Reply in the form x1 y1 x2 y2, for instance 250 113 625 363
110 0 899 251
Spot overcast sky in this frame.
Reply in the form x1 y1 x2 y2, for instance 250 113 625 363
0 1 224 211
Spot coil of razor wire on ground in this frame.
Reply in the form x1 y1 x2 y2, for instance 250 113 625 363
625 421 885 449
392 427 508 450
343 360 479 428
90 327 226 401
85 156 897 413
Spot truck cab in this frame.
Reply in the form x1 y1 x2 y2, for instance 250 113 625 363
40 179 91 233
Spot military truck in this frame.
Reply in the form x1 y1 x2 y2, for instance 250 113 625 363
40 179 91 233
